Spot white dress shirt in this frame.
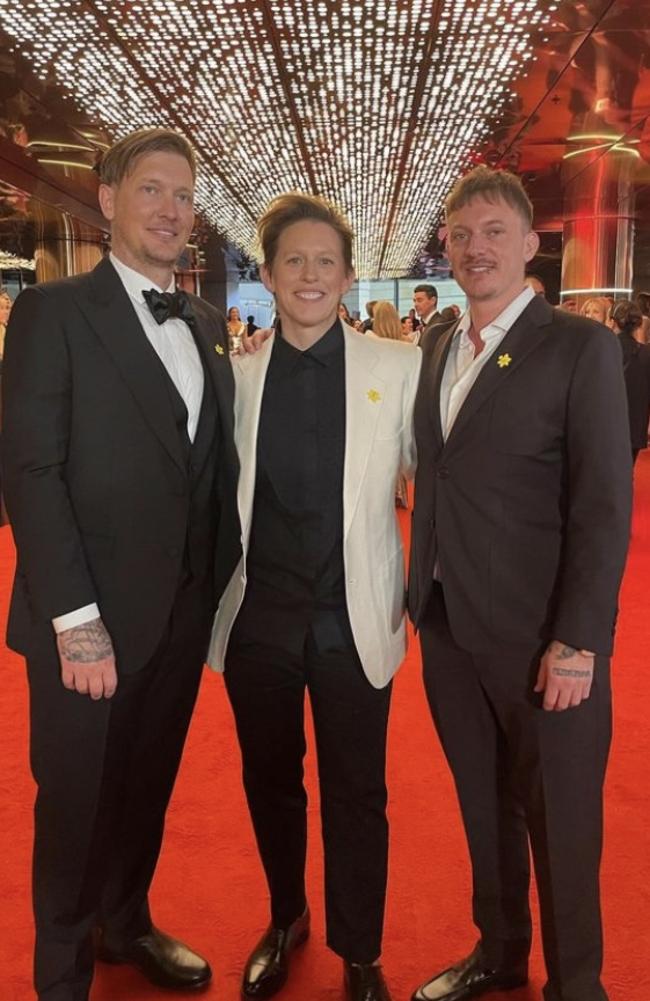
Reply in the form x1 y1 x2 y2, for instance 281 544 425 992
440 284 534 440
52 254 204 635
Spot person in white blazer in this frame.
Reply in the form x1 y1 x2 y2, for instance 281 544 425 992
207 193 421 1001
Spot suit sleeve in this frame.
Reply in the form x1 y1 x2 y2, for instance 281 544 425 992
551 326 632 655
400 347 423 480
1 286 99 622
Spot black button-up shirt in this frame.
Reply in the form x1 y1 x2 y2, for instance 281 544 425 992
235 321 348 652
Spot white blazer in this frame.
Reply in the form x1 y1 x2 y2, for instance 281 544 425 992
207 322 422 689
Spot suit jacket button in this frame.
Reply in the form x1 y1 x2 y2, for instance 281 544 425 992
437 466 450 479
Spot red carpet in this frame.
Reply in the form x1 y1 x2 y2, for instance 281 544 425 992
1 456 649 1000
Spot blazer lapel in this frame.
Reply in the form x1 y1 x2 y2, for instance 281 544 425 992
232 334 274 548
444 296 554 448
429 322 457 450
76 258 186 473
343 325 387 537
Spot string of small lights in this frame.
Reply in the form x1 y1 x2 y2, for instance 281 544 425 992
0 0 556 276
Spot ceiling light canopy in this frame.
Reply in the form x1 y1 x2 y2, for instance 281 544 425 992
0 0 555 277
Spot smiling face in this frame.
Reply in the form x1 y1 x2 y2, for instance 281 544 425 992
446 195 539 318
261 219 355 344
99 150 195 287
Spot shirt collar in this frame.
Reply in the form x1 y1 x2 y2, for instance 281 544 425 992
110 252 175 304
274 320 343 371
456 284 535 344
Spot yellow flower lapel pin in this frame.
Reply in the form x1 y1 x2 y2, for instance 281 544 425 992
367 389 381 403
497 353 512 369
214 343 225 356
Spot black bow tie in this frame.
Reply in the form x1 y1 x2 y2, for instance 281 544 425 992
142 288 194 325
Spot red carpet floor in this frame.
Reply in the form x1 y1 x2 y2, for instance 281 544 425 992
1 456 650 1001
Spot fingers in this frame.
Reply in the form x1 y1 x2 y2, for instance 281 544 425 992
58 659 118 700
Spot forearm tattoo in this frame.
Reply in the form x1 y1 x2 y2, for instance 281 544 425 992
58 619 113 663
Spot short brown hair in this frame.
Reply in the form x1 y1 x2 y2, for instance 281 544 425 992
445 165 533 229
98 128 197 186
257 192 354 273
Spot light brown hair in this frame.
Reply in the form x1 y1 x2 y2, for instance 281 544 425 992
445 165 533 229
372 301 403 341
98 128 197 186
257 192 354 273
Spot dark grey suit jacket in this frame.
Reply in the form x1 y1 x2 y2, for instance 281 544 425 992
408 295 632 656
1 257 240 671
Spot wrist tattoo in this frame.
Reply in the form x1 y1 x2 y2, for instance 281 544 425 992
551 667 592 679
556 644 578 660
58 619 112 663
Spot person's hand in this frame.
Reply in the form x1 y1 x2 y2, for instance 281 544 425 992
240 328 273 354
534 639 594 711
56 617 118 700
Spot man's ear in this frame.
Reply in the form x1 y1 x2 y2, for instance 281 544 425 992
98 183 116 223
342 269 356 296
524 230 540 263
260 263 274 295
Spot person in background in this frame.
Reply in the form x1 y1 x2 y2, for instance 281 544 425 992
559 297 577 313
634 291 650 344
208 192 421 1001
227 305 247 353
0 289 12 359
524 273 546 297
401 315 414 339
608 299 650 464
412 284 442 347
361 299 377 332
246 314 259 337
338 301 355 327
580 296 610 324
409 164 631 1001
372 301 408 342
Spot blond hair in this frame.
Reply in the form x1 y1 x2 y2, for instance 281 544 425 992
98 128 196 185
257 192 354 273
372 301 403 341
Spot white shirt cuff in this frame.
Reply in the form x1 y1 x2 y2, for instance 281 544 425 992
52 604 101 633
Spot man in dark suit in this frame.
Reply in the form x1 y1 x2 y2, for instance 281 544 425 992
408 166 632 1001
1 128 239 1001
412 284 442 348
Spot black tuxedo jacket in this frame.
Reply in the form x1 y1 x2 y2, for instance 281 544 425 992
408 295 632 656
1 257 240 672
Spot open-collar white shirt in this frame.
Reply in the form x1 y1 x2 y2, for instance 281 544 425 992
440 284 534 440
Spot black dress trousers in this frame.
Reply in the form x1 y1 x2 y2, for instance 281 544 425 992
225 605 392 965
419 584 611 1001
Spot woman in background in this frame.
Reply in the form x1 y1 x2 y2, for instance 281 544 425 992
371 301 413 506
609 300 650 464
227 305 246 353
580 296 610 324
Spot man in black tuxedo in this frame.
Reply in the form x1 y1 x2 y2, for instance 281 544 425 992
408 166 632 1001
2 128 239 1001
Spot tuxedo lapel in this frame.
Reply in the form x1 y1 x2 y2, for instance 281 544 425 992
77 257 186 473
443 297 553 449
343 326 387 536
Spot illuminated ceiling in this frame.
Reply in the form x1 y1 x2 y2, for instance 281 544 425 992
0 0 557 277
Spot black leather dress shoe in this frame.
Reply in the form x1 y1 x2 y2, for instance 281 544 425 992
344 961 392 1001
241 907 310 999
411 943 527 1001
96 925 212 991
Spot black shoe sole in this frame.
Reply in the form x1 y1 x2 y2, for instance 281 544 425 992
241 927 310 1000
96 948 212 992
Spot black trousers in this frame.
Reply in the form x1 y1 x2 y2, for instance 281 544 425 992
224 605 392 965
419 584 611 1001
27 576 212 1001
